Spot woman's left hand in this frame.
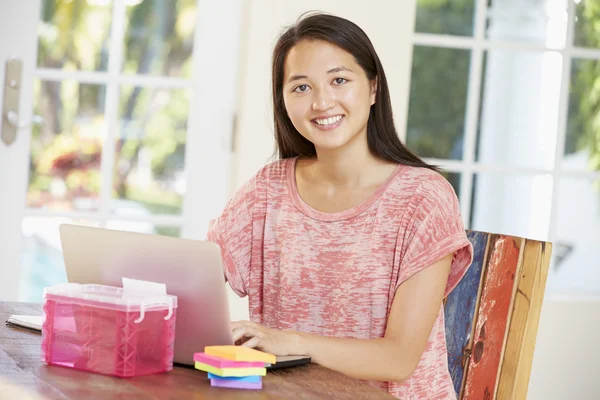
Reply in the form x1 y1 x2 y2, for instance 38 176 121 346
230 320 307 356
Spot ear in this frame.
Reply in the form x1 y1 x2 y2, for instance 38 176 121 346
370 77 377 105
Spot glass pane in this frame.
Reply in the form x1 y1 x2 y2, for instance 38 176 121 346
28 80 106 211
470 173 553 240
564 58 600 172
37 0 112 71
20 217 99 302
123 0 196 78
574 0 600 49
113 86 190 216
415 0 476 36
106 220 181 237
441 171 462 199
486 0 568 48
548 178 600 293
476 50 562 169
406 46 470 160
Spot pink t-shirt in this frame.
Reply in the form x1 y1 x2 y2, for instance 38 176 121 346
207 157 473 399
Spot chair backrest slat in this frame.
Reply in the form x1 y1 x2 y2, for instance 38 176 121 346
445 231 551 400
496 240 552 400
445 231 490 396
462 235 522 399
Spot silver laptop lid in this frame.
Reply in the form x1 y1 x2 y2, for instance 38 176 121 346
58 223 234 365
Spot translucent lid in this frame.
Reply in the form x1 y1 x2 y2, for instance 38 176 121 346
44 283 177 323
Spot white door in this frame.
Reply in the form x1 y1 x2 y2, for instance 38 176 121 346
0 0 242 302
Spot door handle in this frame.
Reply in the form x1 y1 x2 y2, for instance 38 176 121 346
2 58 26 146
5 110 42 129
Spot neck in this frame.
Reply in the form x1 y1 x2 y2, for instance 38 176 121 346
310 134 383 187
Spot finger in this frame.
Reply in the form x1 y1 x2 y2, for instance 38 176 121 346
241 336 260 349
231 328 247 343
230 321 243 329
232 326 260 343
230 320 253 330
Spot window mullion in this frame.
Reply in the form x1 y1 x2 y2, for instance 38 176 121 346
548 0 577 246
100 0 126 221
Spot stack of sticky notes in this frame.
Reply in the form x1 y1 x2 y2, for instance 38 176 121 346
194 345 276 390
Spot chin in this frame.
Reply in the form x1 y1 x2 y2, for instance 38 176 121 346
311 139 352 153
313 133 364 153
305 131 346 147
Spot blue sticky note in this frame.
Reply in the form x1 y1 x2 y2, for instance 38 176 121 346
207 373 261 383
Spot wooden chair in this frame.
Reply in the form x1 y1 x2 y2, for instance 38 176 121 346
445 231 552 400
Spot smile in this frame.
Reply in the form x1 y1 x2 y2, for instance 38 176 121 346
312 115 344 129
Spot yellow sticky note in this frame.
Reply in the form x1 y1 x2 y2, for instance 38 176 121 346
204 345 277 364
194 361 266 377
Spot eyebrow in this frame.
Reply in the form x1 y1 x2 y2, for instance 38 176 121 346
286 66 354 84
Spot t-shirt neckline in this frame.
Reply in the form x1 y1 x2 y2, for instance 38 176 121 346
286 156 405 222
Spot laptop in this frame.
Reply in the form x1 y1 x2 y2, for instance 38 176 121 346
58 223 234 366
6 223 311 369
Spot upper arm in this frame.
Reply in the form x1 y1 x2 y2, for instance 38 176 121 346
383 173 473 377
206 174 261 297
384 253 454 375
395 174 473 298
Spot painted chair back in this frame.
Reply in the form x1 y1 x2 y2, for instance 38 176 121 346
445 231 552 399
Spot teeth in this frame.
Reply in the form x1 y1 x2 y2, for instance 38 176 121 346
315 115 343 125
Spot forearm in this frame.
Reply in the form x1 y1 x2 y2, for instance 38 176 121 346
296 332 415 383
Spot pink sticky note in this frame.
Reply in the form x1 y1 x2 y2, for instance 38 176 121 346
210 378 262 390
193 352 264 368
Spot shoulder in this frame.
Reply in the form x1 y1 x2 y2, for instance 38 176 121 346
249 157 292 189
381 166 459 225
233 157 293 199
391 166 457 207
256 157 291 182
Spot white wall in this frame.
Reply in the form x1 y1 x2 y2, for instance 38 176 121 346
227 0 600 397
527 297 600 400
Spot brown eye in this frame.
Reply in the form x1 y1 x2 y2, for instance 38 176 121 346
294 84 309 93
333 78 347 85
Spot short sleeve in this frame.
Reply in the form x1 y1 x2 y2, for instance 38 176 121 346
396 177 474 297
206 174 259 298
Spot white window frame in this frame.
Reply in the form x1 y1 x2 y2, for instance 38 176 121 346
407 0 600 298
23 0 242 240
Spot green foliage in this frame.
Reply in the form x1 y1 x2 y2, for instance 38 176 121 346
125 185 182 215
415 0 475 36
568 1 600 172
410 0 600 173
407 46 470 160
30 0 195 216
38 0 111 71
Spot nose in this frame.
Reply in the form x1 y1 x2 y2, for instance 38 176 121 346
312 86 335 111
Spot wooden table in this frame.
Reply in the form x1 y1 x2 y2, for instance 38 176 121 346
1 302 394 399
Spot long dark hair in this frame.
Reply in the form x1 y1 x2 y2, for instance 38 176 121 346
271 12 437 171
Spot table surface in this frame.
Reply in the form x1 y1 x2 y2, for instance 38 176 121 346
0 302 394 399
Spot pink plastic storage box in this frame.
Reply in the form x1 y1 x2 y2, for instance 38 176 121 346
41 283 177 377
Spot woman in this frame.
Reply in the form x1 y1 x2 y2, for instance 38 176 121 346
207 12 473 399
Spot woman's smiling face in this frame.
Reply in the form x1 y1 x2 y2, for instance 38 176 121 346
282 39 376 154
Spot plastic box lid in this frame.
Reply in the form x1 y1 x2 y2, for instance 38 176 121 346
43 283 177 323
